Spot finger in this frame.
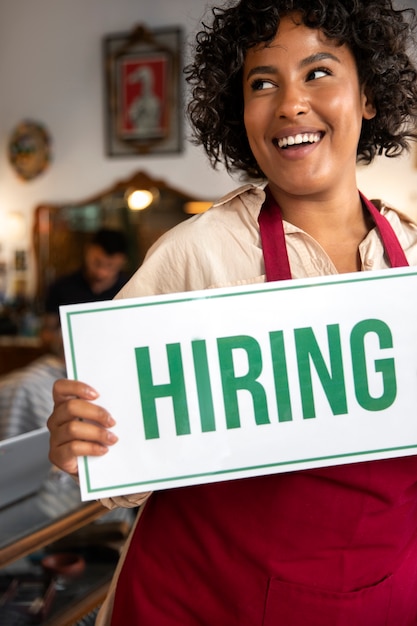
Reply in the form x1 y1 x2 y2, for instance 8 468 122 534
49 440 111 476
48 398 115 430
51 414 118 449
53 378 99 404
48 415 118 476
48 378 118 477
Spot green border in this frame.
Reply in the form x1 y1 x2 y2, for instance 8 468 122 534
82 442 417 494
62 267 417 495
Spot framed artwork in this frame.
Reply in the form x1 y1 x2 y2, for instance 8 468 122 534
103 24 183 157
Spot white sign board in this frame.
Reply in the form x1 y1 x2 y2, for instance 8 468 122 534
60 267 417 501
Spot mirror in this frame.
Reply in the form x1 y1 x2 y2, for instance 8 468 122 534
33 170 201 304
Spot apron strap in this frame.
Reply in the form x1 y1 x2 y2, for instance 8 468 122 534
359 192 409 269
258 186 292 282
258 186 409 283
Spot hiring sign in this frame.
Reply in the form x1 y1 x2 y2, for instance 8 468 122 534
60 267 417 501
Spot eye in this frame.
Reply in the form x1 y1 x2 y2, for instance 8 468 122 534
250 78 276 91
307 67 332 81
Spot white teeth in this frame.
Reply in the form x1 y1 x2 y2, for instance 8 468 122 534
277 132 321 148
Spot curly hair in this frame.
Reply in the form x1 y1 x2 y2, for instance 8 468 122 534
185 0 417 178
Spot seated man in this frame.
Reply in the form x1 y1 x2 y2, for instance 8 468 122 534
44 227 129 317
0 228 134 528
0 228 129 440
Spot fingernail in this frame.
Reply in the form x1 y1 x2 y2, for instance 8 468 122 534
85 386 99 399
107 431 118 444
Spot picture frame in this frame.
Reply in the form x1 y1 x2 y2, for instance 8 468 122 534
103 24 183 157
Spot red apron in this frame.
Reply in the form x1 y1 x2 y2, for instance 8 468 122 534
111 191 417 626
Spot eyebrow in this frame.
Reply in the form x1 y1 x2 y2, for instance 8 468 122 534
300 52 341 67
245 52 341 81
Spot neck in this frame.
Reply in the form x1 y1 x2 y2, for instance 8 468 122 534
267 185 373 273
269 184 364 228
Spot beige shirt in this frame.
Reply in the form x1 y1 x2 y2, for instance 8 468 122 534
100 183 417 511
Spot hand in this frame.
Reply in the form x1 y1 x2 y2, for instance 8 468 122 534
47 379 118 477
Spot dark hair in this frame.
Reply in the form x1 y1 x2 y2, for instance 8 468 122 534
90 228 128 256
185 0 417 178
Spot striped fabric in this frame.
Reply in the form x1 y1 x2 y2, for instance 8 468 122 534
0 354 66 440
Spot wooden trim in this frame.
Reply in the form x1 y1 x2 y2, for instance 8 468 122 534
0 501 106 567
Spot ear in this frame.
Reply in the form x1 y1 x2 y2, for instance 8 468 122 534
362 88 376 120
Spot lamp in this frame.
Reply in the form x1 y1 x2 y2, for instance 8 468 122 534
183 201 213 214
6 211 26 243
125 187 160 211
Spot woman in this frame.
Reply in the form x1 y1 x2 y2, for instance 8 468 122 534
48 1 417 623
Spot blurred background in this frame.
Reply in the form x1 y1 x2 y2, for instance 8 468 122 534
0 0 416 308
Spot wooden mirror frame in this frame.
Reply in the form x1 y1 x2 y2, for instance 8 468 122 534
32 170 197 304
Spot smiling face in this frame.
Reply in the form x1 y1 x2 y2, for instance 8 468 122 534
243 13 376 205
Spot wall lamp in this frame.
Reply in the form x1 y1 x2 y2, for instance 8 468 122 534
125 187 160 211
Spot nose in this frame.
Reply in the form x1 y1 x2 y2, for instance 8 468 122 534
275 83 309 119
94 266 114 281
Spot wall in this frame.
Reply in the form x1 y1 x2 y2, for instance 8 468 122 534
0 0 417 295
0 0 238 296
